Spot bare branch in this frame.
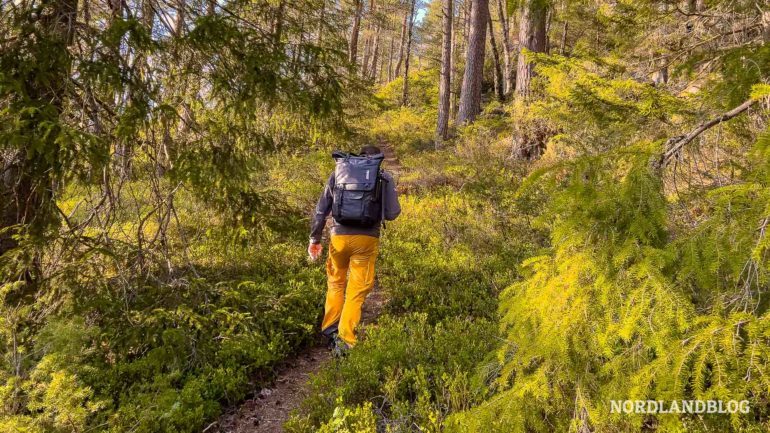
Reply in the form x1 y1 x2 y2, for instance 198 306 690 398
654 97 756 169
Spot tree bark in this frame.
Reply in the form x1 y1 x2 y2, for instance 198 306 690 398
488 15 505 102
349 0 364 64
764 9 770 42
496 0 514 94
362 0 379 78
513 0 548 159
457 0 489 124
559 21 568 54
387 35 395 81
515 0 547 100
1 0 78 261
370 25 381 80
394 8 408 78
379 43 387 83
436 0 453 142
174 0 185 36
361 33 372 76
449 0 462 117
317 0 326 44
401 0 416 105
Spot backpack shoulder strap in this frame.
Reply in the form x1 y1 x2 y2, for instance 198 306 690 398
380 170 389 228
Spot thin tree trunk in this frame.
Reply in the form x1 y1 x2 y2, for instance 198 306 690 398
764 9 770 42
496 0 514 94
361 33 372 76
387 35 395 81
174 0 185 36
379 45 386 83
349 0 364 64
394 8 408 77
436 0 453 142
488 14 504 102
449 1 459 117
544 7 551 53
273 1 285 45
362 0 378 78
294 12 306 66
370 26 381 80
109 0 134 177
401 0 416 105
559 21 568 54
317 0 326 44
653 2 669 86
464 0 472 42
457 0 489 124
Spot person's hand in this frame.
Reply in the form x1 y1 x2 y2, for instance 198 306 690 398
308 242 323 261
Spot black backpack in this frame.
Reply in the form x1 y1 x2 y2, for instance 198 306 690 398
331 151 386 227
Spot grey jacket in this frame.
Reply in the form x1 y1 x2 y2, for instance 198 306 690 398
310 170 401 243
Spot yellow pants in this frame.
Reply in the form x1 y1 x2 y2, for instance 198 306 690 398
321 235 379 346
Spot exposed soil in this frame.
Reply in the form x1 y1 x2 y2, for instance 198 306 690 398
208 285 387 433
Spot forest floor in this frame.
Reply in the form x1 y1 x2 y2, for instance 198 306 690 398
209 144 401 433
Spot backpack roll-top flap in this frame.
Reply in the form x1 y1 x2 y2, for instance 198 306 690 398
334 154 383 192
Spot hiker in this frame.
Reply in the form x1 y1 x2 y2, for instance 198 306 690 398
308 145 401 355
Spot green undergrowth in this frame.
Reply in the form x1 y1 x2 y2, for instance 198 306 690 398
285 111 545 432
0 148 337 432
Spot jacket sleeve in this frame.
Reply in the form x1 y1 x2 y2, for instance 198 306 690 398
383 172 401 221
310 174 334 243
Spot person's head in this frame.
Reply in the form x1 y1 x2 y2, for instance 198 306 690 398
359 145 381 156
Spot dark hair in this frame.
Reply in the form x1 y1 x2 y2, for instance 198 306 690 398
359 145 381 156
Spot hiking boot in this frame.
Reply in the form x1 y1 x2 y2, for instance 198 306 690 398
331 335 351 358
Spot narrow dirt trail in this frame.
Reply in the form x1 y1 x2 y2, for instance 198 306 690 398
209 143 401 433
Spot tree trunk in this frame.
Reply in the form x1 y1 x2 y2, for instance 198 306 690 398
559 21 568 54
362 0 379 78
110 0 133 178
449 1 459 117
457 0 489 124
488 15 504 102
378 43 387 83
370 26 381 80
361 33 372 76
515 0 547 100
394 9 408 78
317 0 326 44
174 0 185 36
349 0 364 64
495 0 514 94
764 9 770 42
1 0 78 262
387 35 395 81
436 0 453 142
513 0 548 159
451 0 469 118
401 0 416 105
